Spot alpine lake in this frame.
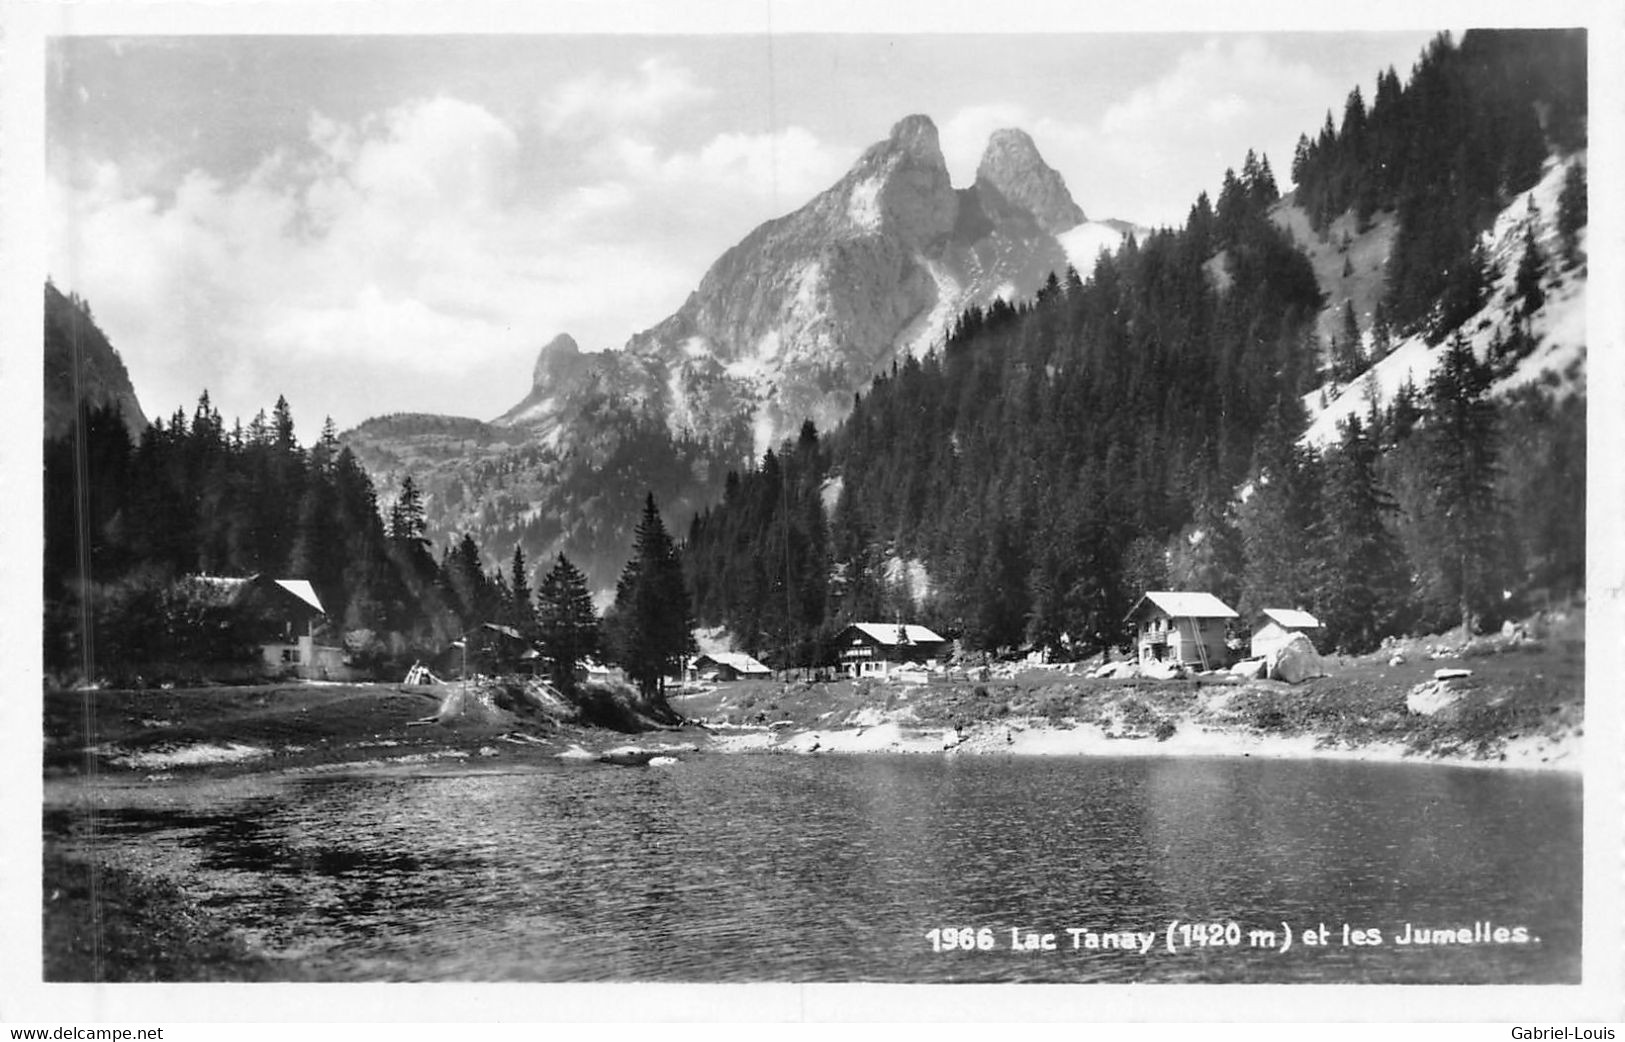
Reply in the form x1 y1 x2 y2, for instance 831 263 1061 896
45 751 1581 983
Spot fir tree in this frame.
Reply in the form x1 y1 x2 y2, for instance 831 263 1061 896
1421 333 1503 638
605 493 695 709
1236 404 1321 618
389 476 428 546
508 544 535 639
537 552 598 695
1556 161 1586 268
1314 416 1409 652
1513 225 1546 317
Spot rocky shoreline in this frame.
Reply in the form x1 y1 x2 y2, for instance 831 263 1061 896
701 715 1580 772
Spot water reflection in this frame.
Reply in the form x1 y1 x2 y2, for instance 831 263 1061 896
48 755 1581 983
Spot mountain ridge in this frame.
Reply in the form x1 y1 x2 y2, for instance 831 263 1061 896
344 115 1133 589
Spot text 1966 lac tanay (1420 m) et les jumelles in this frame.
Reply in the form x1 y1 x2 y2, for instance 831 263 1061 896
925 920 1537 955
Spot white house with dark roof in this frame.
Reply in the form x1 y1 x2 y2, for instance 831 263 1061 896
835 622 949 679
188 574 348 679
1125 591 1238 669
1251 608 1323 658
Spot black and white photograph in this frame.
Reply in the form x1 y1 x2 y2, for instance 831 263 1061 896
5 0 1621 1029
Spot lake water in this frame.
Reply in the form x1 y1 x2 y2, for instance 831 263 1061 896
47 753 1582 983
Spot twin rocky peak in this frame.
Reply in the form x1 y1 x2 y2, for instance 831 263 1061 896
504 114 1107 456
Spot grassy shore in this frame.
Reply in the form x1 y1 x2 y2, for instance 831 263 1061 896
43 609 1584 785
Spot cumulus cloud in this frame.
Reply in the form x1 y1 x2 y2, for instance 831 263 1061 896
541 56 714 136
936 37 1343 229
1096 37 1325 212
50 95 614 429
48 82 857 432
590 124 851 225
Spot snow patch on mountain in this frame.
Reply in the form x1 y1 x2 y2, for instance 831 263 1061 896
1058 220 1131 273
902 256 964 357
848 175 885 232
792 260 823 311
751 409 777 460
820 475 844 514
884 555 935 606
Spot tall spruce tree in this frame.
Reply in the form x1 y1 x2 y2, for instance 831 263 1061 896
1236 404 1321 618
1556 161 1587 268
1513 226 1546 317
536 552 598 695
1421 333 1503 637
1314 416 1409 652
508 544 535 640
605 493 695 708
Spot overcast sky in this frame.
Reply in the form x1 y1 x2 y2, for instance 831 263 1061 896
47 25 1454 435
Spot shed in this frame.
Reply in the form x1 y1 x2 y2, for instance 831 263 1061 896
693 651 772 682
1251 608 1322 658
441 621 536 677
1125 591 1238 670
835 622 949 679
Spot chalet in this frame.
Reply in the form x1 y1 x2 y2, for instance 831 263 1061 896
835 622 949 679
1125 591 1238 670
693 651 772 682
189 574 349 679
1251 608 1322 658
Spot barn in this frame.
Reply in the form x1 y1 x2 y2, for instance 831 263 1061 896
1125 591 1238 670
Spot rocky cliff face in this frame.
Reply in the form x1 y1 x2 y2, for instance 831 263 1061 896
975 128 1088 235
499 114 1112 458
349 115 1131 590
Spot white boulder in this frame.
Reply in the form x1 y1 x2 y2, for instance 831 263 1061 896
1230 658 1267 680
1141 659 1183 681
1407 680 1464 716
1266 633 1327 684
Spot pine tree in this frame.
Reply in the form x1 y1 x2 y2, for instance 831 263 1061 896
1513 225 1546 317
1421 333 1503 638
1314 416 1409 652
1236 403 1321 618
389 476 428 545
1556 161 1586 268
1370 301 1393 361
508 544 535 640
605 493 695 709
537 552 598 695
444 533 493 628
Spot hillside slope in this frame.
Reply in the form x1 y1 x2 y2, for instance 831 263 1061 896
1296 151 1586 448
44 281 147 441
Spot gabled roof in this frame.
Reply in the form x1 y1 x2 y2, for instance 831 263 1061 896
480 622 526 641
185 575 325 615
696 651 772 675
842 622 948 646
1125 591 1238 622
274 579 326 615
1259 608 1321 629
